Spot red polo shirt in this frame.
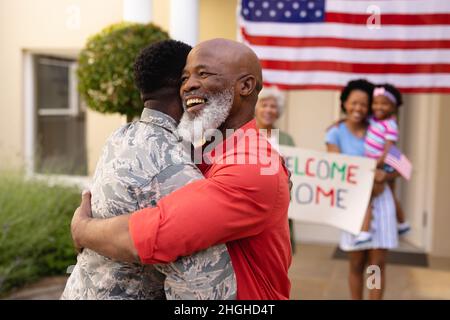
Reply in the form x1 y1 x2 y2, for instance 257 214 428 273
129 119 292 300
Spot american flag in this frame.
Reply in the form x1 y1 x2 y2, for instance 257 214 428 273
238 0 450 93
385 145 412 180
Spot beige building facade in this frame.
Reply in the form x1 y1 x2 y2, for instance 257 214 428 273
0 0 449 258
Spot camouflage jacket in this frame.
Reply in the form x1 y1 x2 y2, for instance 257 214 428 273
61 108 236 300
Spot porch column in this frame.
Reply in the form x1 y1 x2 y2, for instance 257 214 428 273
169 0 199 46
123 0 153 23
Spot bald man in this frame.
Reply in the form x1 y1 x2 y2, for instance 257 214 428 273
71 39 292 300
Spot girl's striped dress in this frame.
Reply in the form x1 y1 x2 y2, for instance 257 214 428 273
365 116 399 159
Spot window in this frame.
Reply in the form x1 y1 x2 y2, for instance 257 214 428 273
33 55 87 176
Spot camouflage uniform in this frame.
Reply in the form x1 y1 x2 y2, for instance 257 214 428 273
61 108 236 300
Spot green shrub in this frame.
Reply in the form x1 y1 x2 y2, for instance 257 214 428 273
0 172 80 296
77 22 169 121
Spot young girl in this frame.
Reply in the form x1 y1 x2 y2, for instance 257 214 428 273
355 83 411 246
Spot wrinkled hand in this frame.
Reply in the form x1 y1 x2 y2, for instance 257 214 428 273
71 190 92 254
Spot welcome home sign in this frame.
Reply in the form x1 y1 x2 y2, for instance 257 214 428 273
280 146 376 235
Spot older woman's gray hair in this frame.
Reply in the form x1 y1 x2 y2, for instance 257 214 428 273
257 86 286 117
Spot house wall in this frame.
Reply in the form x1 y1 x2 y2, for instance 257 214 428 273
0 0 125 174
431 100 450 257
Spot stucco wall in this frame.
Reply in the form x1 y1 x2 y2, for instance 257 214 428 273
431 100 450 257
0 0 125 174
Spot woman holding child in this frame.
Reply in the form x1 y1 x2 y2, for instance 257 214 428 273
325 79 407 300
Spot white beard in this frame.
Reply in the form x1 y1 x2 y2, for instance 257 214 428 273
177 88 234 145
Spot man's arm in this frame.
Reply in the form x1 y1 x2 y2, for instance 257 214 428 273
71 191 138 263
130 162 281 264
72 160 285 264
72 162 205 263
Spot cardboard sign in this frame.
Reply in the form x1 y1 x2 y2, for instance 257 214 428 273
280 146 376 235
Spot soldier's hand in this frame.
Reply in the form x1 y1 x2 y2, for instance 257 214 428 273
71 190 93 254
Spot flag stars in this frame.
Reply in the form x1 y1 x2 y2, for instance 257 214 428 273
241 0 326 22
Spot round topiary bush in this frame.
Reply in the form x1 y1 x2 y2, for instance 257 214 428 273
77 22 169 121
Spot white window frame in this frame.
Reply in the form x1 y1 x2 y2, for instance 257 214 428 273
35 57 81 117
23 52 90 189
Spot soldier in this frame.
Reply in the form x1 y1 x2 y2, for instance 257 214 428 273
61 40 236 300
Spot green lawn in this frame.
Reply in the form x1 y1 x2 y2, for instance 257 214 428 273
0 172 79 297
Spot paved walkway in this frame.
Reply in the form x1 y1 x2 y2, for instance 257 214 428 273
7 276 68 300
289 243 450 300
6 243 450 300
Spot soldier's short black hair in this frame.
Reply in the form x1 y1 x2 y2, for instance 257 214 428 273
134 40 192 99
374 83 403 108
340 79 375 113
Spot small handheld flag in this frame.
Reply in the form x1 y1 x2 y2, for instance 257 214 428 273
385 145 413 180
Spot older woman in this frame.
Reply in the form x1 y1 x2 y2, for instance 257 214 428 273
325 79 399 300
255 86 296 253
255 87 295 150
